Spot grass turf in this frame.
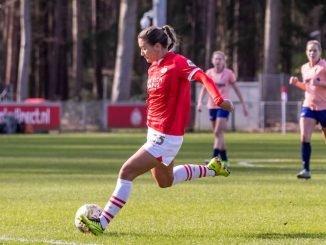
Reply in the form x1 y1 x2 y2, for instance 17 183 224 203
0 132 325 245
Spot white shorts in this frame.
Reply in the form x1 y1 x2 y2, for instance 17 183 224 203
142 127 183 166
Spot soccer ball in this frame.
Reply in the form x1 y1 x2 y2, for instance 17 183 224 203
74 204 103 233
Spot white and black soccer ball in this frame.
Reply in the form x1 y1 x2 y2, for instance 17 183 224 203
74 204 103 233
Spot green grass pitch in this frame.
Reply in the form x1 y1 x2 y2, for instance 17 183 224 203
0 132 325 245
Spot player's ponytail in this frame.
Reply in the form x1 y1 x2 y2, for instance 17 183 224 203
138 25 178 51
162 25 177 51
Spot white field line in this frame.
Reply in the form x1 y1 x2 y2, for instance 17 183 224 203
236 161 256 167
0 236 100 245
236 159 325 168
236 159 292 164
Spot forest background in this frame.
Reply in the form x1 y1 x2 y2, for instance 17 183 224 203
0 0 325 103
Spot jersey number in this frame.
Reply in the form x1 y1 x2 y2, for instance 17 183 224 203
151 134 165 145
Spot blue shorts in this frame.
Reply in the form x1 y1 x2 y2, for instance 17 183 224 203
209 108 229 122
300 107 326 127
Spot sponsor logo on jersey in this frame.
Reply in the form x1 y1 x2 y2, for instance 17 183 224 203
147 77 162 90
160 67 168 74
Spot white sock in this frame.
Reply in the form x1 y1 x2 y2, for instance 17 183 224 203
99 178 132 229
172 164 215 185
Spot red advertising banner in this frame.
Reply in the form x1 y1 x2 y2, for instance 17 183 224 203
106 103 194 129
0 103 61 130
106 103 147 128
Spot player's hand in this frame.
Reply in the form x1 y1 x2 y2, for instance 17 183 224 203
243 106 249 117
289 76 298 85
196 104 202 112
219 100 234 112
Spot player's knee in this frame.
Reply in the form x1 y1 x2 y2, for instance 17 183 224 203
158 183 172 188
157 180 173 188
119 165 137 181
214 129 223 137
300 135 310 142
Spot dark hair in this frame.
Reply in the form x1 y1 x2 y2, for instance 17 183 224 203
138 25 177 50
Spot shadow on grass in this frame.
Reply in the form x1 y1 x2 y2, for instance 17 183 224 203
96 231 326 244
251 232 326 239
99 231 210 241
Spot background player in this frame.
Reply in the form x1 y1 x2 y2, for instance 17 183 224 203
289 40 326 179
197 51 248 167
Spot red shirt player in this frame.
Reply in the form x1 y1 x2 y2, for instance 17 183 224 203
79 25 234 235
146 51 226 136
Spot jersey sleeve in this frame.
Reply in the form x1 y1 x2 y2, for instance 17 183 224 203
193 70 224 106
321 59 326 68
176 55 201 81
229 70 236 84
318 60 326 80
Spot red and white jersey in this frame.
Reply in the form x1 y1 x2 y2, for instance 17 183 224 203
301 59 326 110
146 52 200 136
205 68 236 109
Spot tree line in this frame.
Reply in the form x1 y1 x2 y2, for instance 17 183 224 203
0 0 325 102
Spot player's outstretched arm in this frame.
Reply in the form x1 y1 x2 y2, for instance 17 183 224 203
289 76 306 91
193 70 234 111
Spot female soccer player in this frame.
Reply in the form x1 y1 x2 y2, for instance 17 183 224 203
196 51 248 167
79 25 234 235
289 40 326 179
